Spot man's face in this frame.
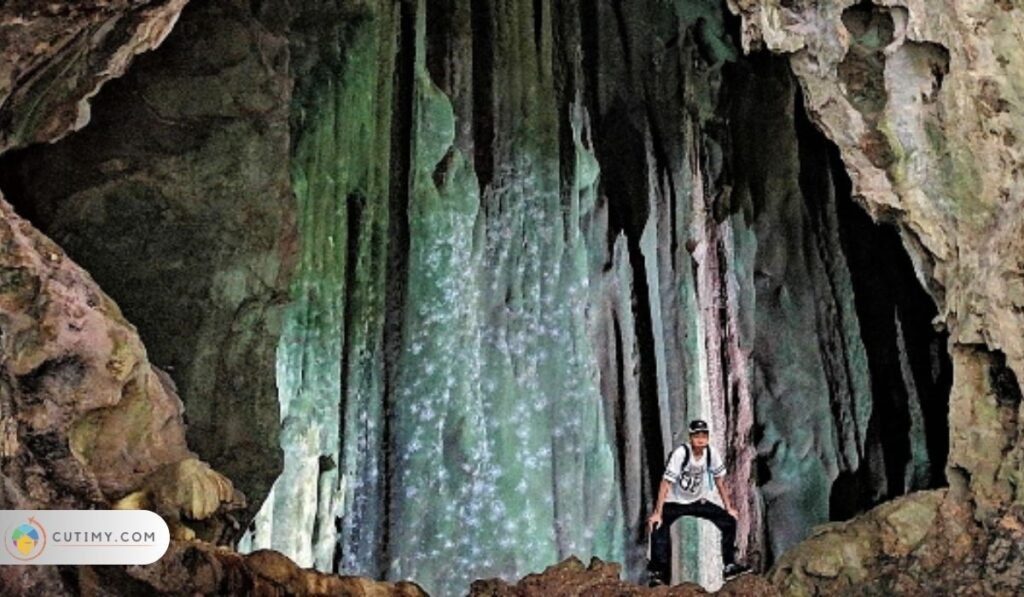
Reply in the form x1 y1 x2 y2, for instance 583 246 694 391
690 431 709 448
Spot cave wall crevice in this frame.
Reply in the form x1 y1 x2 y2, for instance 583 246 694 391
729 0 1024 590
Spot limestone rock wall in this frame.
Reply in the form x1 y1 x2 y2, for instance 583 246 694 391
0 0 294 529
240 0 940 592
0 2 264 594
0 197 239 593
729 0 1024 372
723 0 1024 590
0 0 189 152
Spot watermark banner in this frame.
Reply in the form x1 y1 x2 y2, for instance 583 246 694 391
1 510 169 565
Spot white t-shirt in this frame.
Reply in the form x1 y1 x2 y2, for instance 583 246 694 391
662 444 726 504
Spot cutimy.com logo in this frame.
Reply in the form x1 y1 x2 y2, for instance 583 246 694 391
5 517 46 561
0 510 168 565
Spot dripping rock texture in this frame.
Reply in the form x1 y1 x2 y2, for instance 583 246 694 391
728 0 1024 588
0 0 1022 596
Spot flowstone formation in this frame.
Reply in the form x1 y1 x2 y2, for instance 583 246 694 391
249 1 625 590
1 0 1006 595
238 0 950 593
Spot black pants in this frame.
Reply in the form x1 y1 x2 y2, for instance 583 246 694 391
648 500 737 579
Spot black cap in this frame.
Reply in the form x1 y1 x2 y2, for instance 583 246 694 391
688 419 709 434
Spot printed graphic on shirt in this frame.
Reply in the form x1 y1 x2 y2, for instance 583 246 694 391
678 464 704 494
662 445 726 504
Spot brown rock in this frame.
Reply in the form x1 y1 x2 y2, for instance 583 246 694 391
82 541 430 597
0 0 190 152
0 192 242 595
764 489 1018 595
0 197 190 505
468 556 777 597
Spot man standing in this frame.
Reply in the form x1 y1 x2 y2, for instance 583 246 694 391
646 419 750 586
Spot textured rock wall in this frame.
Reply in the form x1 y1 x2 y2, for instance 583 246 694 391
0 1 247 594
0 197 239 594
721 54 873 563
769 488 1024 595
0 0 974 595
0 0 294 529
249 2 626 592
726 0 1024 590
0 0 189 152
240 0 944 592
726 0 1024 498
830 166 952 519
245 0 398 573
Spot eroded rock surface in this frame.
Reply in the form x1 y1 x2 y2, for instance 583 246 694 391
0 0 189 152
243 2 944 591
0 0 293 530
729 0 1024 519
469 556 777 597
0 197 240 592
732 0 1024 357
769 488 1024 595
2 0 1022 595
76 540 428 597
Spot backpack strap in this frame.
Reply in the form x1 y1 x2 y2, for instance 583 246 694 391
706 446 714 489
664 444 691 477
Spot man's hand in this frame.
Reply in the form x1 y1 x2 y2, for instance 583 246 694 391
726 506 738 519
647 511 663 532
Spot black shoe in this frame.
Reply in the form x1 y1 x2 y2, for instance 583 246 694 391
647 571 668 587
722 562 751 580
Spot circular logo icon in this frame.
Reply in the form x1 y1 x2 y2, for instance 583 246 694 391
6 518 46 561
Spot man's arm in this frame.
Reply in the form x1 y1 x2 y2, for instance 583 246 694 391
649 446 685 531
714 476 738 519
647 479 672 530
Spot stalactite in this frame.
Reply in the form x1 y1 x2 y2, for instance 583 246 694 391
243 3 398 575
722 54 877 565
896 308 931 491
689 133 729 590
386 0 493 588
